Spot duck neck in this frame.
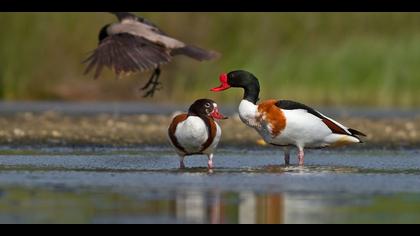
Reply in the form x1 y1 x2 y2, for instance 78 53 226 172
188 112 210 121
239 99 259 128
243 86 260 105
237 76 260 127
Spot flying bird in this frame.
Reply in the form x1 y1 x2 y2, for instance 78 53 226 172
84 12 220 97
211 70 366 166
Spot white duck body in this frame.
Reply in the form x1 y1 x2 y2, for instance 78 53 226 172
238 99 361 149
172 116 222 155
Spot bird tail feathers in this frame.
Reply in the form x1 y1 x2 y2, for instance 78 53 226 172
171 45 220 61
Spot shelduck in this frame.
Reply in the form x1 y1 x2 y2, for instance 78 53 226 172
168 99 227 169
211 70 366 166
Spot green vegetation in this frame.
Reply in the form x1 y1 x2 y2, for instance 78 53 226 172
1 13 420 107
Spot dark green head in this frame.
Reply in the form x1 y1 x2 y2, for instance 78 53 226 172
211 70 261 104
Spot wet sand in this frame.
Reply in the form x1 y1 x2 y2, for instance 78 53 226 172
0 112 418 148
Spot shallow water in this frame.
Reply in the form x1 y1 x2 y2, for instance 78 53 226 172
0 147 419 224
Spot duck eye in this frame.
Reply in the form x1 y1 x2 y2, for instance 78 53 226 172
205 103 211 108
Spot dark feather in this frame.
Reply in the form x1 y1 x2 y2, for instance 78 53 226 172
171 45 220 61
83 33 171 79
321 118 350 136
348 128 367 137
276 100 324 119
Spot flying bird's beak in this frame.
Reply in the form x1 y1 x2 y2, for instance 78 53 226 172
210 73 231 92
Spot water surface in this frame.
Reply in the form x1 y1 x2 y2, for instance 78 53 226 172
0 147 419 223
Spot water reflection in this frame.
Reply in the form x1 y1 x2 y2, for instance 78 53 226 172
2 186 420 223
0 186 324 223
170 190 288 224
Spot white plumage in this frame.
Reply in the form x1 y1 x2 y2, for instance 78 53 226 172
173 116 221 155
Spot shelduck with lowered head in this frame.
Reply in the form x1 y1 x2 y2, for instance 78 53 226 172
168 99 227 169
211 70 366 166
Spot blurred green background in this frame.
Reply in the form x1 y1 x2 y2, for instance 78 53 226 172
1 12 420 108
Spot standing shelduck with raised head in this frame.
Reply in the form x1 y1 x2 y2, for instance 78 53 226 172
168 99 227 169
211 70 366 166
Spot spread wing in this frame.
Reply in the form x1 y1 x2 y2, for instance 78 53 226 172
83 33 172 79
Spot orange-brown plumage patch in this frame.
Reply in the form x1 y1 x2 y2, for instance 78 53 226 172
322 118 349 135
199 117 218 153
168 114 189 153
258 100 286 137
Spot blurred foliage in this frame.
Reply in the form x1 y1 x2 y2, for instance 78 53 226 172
1 12 420 107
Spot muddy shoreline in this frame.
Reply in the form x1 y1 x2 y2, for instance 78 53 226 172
0 112 419 149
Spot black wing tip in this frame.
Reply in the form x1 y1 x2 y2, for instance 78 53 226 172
83 34 172 81
348 128 367 137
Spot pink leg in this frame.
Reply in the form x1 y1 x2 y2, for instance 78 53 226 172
284 148 290 166
207 154 214 169
298 148 305 166
179 156 186 169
